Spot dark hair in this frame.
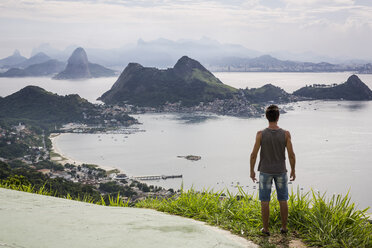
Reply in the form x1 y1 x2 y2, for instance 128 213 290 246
265 105 279 122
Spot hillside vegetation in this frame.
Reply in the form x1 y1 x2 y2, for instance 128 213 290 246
293 75 372 100
99 56 237 107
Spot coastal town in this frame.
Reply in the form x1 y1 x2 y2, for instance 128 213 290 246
109 94 265 117
0 123 175 202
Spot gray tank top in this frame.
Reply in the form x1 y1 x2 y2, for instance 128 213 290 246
258 128 287 174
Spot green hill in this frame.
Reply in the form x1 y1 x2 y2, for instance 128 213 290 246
98 56 237 107
0 86 96 125
243 84 292 103
293 75 372 100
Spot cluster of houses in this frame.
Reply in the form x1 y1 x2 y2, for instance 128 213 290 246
41 162 173 201
112 98 263 117
161 98 263 117
307 83 339 88
0 123 48 164
0 123 26 144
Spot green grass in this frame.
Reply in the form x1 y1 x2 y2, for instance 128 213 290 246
191 68 238 93
135 187 372 248
0 180 130 207
1 180 371 248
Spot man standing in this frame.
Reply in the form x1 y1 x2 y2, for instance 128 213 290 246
250 105 296 236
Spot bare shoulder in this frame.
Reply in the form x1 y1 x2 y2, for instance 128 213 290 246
284 130 291 139
256 130 263 137
255 130 262 141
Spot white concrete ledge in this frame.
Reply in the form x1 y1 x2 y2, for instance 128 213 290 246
0 188 257 248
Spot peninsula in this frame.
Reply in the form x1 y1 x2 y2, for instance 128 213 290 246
293 74 372 100
0 85 137 131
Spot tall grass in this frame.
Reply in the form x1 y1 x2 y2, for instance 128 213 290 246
299 191 371 247
0 181 129 207
136 187 372 248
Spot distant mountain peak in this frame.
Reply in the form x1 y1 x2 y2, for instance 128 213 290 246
17 85 47 95
346 74 364 86
53 47 115 80
0 50 27 68
31 52 49 58
137 38 145 45
117 63 144 78
174 56 207 73
126 62 144 70
256 54 278 61
13 49 21 56
54 47 91 79
21 85 43 91
68 47 89 65
261 83 277 88
5 85 53 101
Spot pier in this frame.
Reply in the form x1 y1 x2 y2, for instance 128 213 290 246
131 175 183 181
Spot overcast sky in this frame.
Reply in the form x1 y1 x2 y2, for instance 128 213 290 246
1 0 372 60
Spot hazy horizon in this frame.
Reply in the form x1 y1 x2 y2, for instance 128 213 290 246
1 0 372 62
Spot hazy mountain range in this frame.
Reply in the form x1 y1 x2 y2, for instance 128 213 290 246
1 38 372 73
0 48 115 78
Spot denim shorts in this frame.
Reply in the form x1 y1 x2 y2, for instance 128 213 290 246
259 172 288 202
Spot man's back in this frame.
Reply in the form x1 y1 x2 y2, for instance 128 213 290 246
258 128 287 174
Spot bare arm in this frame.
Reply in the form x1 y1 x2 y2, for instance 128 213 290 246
250 131 262 182
285 131 296 181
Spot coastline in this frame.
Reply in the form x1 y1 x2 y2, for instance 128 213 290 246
49 133 121 172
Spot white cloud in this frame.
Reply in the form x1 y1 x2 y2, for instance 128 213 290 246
283 0 355 6
0 0 371 59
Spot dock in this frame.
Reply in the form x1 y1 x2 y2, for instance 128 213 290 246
131 175 183 181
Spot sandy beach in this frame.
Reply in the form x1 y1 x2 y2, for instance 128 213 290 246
49 133 120 172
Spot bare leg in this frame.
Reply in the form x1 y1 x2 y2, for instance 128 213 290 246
279 200 288 230
261 201 270 232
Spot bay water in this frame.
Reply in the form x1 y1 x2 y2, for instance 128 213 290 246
1 72 371 209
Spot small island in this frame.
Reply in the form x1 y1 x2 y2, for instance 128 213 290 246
177 155 202 161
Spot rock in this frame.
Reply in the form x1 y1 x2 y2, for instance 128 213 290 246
54 47 115 79
177 155 202 161
54 47 91 79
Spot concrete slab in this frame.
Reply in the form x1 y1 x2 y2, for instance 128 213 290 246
0 188 258 248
